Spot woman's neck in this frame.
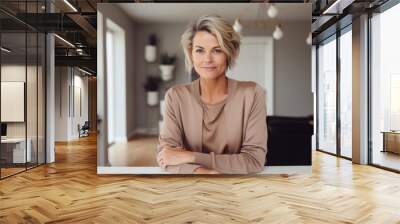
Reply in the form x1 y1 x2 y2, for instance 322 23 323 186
199 75 228 104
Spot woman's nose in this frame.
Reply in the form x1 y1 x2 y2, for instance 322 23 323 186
204 52 212 62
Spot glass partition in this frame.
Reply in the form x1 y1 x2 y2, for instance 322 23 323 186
339 27 352 158
0 1 46 179
1 31 28 177
370 3 400 171
27 31 38 169
317 35 337 155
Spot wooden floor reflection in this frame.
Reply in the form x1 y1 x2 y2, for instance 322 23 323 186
108 135 158 166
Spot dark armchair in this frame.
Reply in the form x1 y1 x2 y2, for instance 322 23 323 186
78 121 90 138
265 116 313 166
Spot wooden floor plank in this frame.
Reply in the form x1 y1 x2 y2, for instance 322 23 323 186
0 135 400 223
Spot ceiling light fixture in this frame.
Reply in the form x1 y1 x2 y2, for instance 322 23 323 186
267 4 278 18
306 33 312 45
63 0 78 12
1 47 11 53
54 34 75 48
322 0 354 15
78 67 92 76
272 25 283 40
233 18 242 33
234 4 283 40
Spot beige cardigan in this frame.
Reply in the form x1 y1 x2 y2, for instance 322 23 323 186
158 78 267 174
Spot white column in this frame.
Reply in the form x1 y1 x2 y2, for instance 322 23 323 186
352 14 369 164
46 32 55 163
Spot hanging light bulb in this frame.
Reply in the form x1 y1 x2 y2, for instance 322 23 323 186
267 4 278 18
306 32 312 45
273 25 283 40
233 18 242 33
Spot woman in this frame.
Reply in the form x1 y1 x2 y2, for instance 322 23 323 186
157 15 267 174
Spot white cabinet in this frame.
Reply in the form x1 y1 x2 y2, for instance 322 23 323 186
1 138 32 163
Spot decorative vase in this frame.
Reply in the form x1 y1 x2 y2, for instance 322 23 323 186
145 45 157 63
146 91 158 106
159 65 175 81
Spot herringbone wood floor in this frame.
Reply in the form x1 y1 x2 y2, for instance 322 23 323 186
1 135 400 224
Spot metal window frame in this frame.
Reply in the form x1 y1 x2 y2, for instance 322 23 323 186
315 22 353 161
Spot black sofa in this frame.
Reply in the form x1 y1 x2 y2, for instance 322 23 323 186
265 116 313 166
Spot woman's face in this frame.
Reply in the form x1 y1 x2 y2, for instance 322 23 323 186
191 31 227 80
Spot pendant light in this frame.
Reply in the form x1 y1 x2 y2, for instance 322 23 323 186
306 33 312 45
267 4 278 18
273 25 283 40
233 18 243 33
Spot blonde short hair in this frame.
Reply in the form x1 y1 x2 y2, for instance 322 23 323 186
181 15 241 72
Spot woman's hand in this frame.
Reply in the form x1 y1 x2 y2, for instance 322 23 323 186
157 146 195 169
193 167 220 174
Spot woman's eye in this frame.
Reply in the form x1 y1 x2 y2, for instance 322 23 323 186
212 49 222 53
195 49 203 53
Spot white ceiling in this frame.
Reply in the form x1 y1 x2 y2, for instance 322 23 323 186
117 3 311 24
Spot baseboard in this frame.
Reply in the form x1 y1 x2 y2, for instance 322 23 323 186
148 127 159 135
114 136 128 143
127 130 137 141
67 134 79 141
134 128 149 135
132 128 159 137
54 137 68 142
312 134 316 150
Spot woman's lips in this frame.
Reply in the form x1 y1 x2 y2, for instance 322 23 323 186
202 67 216 71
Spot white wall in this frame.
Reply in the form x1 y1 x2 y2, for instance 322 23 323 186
73 73 89 137
1 65 40 137
1 63 46 163
245 21 313 117
55 67 89 141
55 67 68 141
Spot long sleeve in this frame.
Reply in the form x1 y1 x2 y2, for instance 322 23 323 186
192 85 267 174
158 88 202 174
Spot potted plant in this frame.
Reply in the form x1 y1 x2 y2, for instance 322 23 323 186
143 76 161 106
159 53 176 81
145 34 157 63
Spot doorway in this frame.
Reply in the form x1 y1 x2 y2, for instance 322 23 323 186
228 36 274 115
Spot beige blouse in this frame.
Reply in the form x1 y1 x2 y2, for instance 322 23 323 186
158 77 267 174
202 99 228 156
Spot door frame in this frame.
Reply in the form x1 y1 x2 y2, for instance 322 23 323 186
229 36 274 115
